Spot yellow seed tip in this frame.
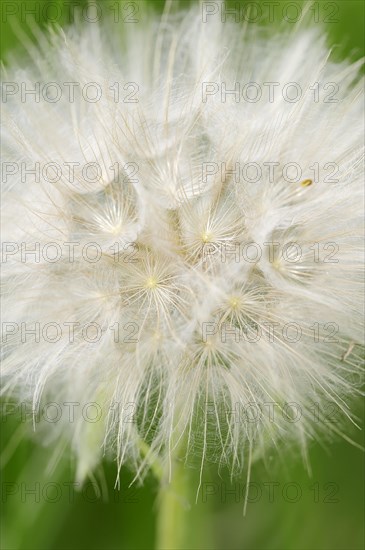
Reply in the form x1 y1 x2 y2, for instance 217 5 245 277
300 179 313 187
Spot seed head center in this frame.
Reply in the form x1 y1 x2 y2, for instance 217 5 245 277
201 231 212 243
145 277 158 289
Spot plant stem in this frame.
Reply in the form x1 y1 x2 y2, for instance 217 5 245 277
155 450 192 550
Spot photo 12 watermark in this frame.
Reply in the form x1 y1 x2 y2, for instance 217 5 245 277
1 81 140 104
201 81 340 104
201 2 340 24
1 1 141 24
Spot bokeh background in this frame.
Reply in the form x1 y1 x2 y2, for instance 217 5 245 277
1 1 364 549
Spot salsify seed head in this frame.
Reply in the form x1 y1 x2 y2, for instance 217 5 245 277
1 4 364 483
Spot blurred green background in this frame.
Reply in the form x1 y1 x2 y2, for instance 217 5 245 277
1 1 364 549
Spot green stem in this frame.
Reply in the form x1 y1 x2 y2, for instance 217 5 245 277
138 429 214 549
156 449 192 550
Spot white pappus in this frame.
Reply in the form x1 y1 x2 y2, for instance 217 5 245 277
1 3 364 485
